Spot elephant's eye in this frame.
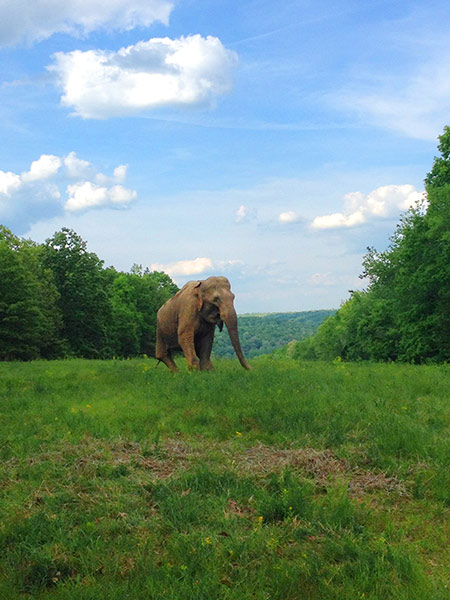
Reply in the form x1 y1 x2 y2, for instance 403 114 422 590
214 296 221 303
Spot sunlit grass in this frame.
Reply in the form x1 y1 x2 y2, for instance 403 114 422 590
0 358 449 598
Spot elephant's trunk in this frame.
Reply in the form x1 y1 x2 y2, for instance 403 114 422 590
221 306 251 370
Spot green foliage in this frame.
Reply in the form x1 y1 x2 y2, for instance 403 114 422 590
0 226 62 360
289 127 450 364
109 267 178 357
424 125 450 188
42 228 113 358
214 311 335 358
0 358 448 598
0 227 178 361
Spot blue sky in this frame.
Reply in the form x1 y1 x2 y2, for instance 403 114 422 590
0 0 449 312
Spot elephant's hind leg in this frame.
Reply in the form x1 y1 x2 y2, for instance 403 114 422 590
156 334 179 373
160 353 179 373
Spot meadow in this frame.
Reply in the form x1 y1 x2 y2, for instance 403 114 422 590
0 357 449 599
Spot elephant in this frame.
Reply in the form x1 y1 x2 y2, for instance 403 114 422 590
156 276 251 372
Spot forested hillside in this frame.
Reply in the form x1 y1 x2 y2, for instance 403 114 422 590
0 227 178 360
279 126 450 364
213 311 334 358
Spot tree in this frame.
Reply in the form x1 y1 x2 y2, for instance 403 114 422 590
42 229 112 358
424 126 450 188
109 268 178 357
0 226 62 360
110 273 144 357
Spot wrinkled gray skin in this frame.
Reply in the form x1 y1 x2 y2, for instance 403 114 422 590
156 276 251 372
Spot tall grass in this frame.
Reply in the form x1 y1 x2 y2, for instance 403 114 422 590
0 357 449 598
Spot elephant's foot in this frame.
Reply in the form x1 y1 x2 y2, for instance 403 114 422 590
187 358 200 371
157 355 179 373
199 361 214 371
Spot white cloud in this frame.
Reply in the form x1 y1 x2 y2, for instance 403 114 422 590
0 152 137 230
0 171 21 195
312 184 423 230
278 210 299 224
49 35 238 118
113 165 128 183
311 211 365 230
0 0 173 47
151 257 214 277
21 154 62 182
64 151 128 186
64 151 93 178
65 182 136 211
150 257 245 280
95 165 128 185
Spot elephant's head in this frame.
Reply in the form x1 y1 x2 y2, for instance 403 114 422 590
194 276 251 370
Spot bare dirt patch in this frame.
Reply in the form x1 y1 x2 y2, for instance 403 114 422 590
233 444 409 497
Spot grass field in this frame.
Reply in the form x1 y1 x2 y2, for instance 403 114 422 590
0 357 449 599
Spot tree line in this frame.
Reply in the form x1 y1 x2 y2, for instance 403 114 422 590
283 126 450 363
0 227 178 360
213 310 335 358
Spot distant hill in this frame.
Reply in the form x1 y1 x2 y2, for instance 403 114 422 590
213 310 335 358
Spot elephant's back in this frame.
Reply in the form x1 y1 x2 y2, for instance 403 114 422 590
157 296 175 318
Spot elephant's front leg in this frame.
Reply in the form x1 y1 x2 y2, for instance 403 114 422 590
196 328 215 371
178 327 200 370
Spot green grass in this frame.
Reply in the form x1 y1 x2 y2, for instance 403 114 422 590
0 357 449 599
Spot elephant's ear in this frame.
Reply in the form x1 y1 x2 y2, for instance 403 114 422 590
193 281 203 311
217 319 224 332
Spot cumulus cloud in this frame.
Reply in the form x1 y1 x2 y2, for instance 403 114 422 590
63 151 93 179
65 182 136 211
113 165 128 183
0 152 137 232
49 35 238 118
278 210 299 224
151 257 214 277
1 154 63 195
312 211 365 230
150 257 244 279
21 154 62 182
0 0 173 47
0 170 21 195
311 184 423 230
